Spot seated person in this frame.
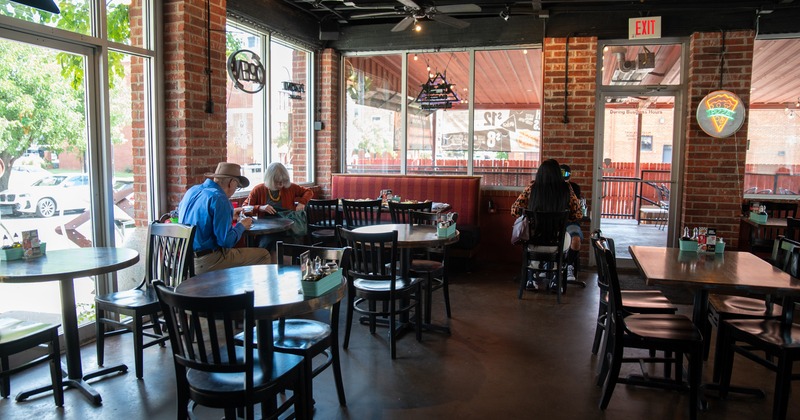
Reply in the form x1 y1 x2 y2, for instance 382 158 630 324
244 162 313 251
560 164 583 282
179 162 270 275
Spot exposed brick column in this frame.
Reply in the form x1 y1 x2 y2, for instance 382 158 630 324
684 31 753 249
163 0 228 208
314 48 341 198
129 0 147 225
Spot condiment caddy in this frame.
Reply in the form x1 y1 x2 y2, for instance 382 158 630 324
679 226 725 253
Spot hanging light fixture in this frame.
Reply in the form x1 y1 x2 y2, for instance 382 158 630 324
414 19 422 32
785 97 800 119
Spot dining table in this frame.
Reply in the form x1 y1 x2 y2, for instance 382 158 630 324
0 247 140 405
737 216 788 255
174 263 346 415
241 216 294 246
629 245 800 404
352 223 459 334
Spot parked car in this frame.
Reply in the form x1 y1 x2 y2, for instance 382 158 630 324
6 164 52 189
0 174 90 217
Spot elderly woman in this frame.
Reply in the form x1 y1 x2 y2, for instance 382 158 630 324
244 162 313 250
244 162 313 217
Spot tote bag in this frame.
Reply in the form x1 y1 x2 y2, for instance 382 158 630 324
511 214 529 245
279 210 308 237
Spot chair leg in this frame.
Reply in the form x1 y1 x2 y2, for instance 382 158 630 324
599 350 621 410
133 315 145 379
389 299 397 360
442 272 451 318
329 303 347 406
773 357 792 420
703 314 714 362
49 333 64 407
343 293 354 349
591 307 606 355
415 285 422 343
718 325 736 399
1 355 10 398
96 309 106 367
688 349 701 420
151 312 166 347
425 274 433 324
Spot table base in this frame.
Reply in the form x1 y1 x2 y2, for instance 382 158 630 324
16 363 128 405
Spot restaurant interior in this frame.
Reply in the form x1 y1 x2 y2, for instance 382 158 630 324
1 0 800 419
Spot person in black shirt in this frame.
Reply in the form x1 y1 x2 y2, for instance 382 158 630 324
560 164 583 281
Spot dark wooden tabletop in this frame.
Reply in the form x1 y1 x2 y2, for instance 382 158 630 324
629 246 800 296
741 216 788 228
0 247 140 283
243 217 294 236
352 223 460 248
174 264 345 319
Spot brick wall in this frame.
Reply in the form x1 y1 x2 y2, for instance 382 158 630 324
163 0 229 208
314 48 341 198
683 31 753 249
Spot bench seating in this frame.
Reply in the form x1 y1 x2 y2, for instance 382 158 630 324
331 174 482 257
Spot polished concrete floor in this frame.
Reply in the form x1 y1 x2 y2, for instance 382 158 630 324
0 261 793 419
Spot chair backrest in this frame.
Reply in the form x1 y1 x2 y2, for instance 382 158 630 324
276 241 350 271
154 281 256 400
337 227 398 290
786 217 799 242
765 202 798 219
772 236 800 278
342 199 383 228
145 222 196 287
593 238 626 329
306 198 341 229
590 230 616 291
525 209 569 248
410 210 458 226
388 201 433 224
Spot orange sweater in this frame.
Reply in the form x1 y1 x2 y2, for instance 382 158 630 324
244 183 313 217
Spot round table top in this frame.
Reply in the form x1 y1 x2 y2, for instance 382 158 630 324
0 247 140 283
244 217 294 236
175 264 345 319
352 223 460 248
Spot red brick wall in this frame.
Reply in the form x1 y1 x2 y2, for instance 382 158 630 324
314 48 341 197
683 31 753 249
163 0 229 208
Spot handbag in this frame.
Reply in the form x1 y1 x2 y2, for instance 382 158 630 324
278 210 308 237
511 214 529 245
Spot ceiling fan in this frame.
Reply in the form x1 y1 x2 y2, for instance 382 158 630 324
350 0 481 32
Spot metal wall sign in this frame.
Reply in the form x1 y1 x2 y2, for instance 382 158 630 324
227 49 265 94
696 90 746 138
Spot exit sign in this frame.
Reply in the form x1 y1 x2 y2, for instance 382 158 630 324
629 16 661 40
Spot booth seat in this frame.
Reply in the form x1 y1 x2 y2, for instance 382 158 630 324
331 174 482 258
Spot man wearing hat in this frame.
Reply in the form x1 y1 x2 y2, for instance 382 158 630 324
178 162 270 274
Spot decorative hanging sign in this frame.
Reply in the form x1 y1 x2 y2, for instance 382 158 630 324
696 90 746 138
282 81 305 100
415 72 460 110
227 49 265 94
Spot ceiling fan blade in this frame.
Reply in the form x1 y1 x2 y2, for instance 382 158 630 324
430 14 470 29
392 16 416 32
350 11 402 19
397 0 421 10
436 4 481 14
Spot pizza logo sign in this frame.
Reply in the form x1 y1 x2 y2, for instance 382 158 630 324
696 90 746 138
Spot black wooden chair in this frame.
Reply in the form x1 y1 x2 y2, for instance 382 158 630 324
409 210 454 324
306 199 342 247
786 217 799 242
717 243 800 420
154 281 308 420
593 238 704 420
342 199 383 229
589 231 677 356
750 202 799 254
338 227 422 359
518 209 569 302
95 222 195 379
0 318 63 406
388 201 432 224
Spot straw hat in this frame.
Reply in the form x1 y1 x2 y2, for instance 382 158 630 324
204 162 250 188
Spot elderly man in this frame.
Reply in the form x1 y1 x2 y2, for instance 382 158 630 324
178 162 270 274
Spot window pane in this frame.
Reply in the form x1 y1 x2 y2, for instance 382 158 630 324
0 0 92 36
344 55 402 174
226 25 264 189
745 38 800 197
271 40 310 183
601 43 681 86
108 0 141 47
474 49 542 187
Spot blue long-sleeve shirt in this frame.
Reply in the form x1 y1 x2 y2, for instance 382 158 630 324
178 179 245 252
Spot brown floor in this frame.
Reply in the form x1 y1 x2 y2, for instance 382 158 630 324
0 261 790 419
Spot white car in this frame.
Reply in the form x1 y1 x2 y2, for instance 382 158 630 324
7 164 52 189
0 174 90 217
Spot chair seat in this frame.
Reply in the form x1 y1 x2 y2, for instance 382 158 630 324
95 287 160 311
311 229 336 238
274 319 331 350
724 319 800 349
601 290 677 313
0 318 58 345
625 314 703 342
409 259 443 274
709 294 783 318
352 276 423 293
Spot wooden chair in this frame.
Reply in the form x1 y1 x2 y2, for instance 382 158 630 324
338 227 422 359
409 210 454 324
95 222 195 379
589 231 677 357
786 217 799 241
518 209 569 302
705 236 799 382
750 202 799 254
593 238 704 420
154 281 307 420
0 318 63 406
306 199 342 247
342 199 383 229
388 201 432 224
717 243 800 420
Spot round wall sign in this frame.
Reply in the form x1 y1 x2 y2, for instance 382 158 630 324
227 49 265 94
696 90 746 138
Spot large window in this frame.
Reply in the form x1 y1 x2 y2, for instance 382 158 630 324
343 47 542 187
226 23 313 189
745 38 800 198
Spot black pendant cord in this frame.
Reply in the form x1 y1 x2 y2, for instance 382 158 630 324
204 0 214 114
563 33 572 124
718 29 726 91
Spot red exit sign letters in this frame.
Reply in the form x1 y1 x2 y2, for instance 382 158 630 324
629 16 661 40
